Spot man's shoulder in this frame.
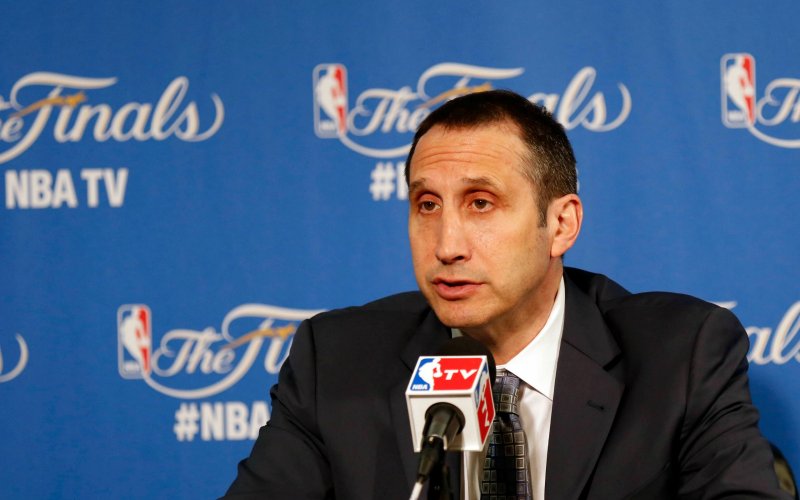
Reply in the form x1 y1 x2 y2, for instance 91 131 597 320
604 290 722 317
298 292 439 358
308 291 432 330
566 267 742 342
566 266 727 318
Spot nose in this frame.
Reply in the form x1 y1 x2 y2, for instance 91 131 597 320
435 209 470 265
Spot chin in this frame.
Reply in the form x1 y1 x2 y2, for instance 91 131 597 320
429 301 485 329
420 286 484 326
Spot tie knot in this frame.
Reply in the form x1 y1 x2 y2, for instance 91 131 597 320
492 369 522 415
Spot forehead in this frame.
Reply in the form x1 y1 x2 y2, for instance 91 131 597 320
409 122 531 184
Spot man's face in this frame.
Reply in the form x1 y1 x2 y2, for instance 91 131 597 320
408 122 560 336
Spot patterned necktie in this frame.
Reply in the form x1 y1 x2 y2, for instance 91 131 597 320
481 369 533 499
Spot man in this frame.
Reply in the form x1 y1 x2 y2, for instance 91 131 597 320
223 90 785 499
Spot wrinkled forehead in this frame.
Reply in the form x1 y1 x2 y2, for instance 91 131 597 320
418 119 526 149
408 121 536 188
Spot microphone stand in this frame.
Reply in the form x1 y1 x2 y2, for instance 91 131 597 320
408 449 454 500
427 460 453 500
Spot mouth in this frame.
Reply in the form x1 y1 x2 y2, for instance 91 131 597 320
431 278 482 300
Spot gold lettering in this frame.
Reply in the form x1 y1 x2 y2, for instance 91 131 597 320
222 322 298 350
11 91 86 118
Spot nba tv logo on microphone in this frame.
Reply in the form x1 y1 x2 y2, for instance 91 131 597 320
409 356 483 391
406 356 495 451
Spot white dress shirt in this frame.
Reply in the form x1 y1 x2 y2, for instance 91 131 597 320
460 277 565 500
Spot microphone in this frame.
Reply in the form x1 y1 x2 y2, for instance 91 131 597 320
405 336 496 497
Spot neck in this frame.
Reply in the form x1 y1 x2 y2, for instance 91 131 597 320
463 262 563 365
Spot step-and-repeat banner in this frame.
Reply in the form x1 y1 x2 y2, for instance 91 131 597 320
1 2 798 498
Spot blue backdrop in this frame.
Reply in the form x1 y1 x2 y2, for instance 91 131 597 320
1 2 798 498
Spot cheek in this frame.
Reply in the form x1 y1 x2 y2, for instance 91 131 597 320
468 218 498 249
497 225 550 272
409 218 439 250
471 217 531 255
409 230 433 273
521 232 552 277
473 231 496 256
409 228 427 254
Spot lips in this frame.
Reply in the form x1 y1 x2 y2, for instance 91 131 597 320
431 278 482 300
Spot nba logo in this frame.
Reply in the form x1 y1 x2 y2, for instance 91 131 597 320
409 356 483 391
117 305 152 379
410 357 441 391
721 53 756 127
313 63 348 137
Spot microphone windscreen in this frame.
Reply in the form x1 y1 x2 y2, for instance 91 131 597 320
435 336 496 384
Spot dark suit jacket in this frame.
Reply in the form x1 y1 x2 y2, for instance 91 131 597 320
223 268 785 499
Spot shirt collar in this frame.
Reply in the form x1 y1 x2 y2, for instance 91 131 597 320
500 277 565 400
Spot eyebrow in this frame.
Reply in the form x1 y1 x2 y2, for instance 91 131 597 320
408 176 502 197
408 178 428 196
461 176 501 190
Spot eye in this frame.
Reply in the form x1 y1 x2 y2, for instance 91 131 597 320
471 198 492 211
419 200 439 213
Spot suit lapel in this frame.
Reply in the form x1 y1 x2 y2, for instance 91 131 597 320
388 308 458 491
389 272 625 498
545 275 624 500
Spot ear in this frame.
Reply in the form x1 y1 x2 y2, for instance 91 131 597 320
548 194 583 258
